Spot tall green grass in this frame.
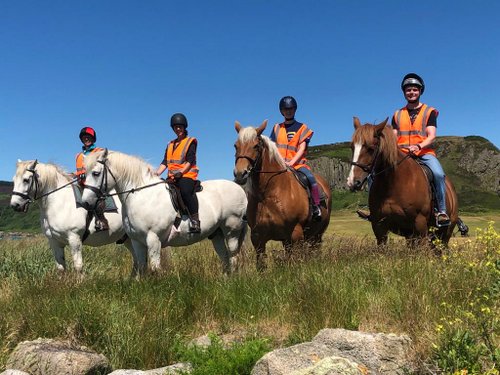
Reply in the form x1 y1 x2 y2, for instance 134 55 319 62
0 225 498 374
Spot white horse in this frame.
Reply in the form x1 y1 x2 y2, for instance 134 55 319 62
80 149 248 275
10 160 136 275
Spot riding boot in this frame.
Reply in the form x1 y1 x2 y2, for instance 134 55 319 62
189 213 201 233
310 184 322 222
94 199 110 232
356 209 371 221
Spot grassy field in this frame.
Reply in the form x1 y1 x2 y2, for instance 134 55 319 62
330 210 500 238
0 214 498 374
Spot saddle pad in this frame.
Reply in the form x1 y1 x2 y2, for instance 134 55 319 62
72 184 118 212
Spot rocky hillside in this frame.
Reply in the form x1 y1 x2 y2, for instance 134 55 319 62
308 135 500 210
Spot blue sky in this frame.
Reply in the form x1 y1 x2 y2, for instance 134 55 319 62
2 1 499 182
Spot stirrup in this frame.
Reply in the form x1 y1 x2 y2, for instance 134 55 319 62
189 220 201 233
312 206 322 222
435 212 450 227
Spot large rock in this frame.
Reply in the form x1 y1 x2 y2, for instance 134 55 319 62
5 338 112 375
108 363 192 375
0 370 31 375
252 328 415 375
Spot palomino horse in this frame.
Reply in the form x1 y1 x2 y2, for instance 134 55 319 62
346 117 458 246
10 160 135 274
233 120 332 271
80 149 248 275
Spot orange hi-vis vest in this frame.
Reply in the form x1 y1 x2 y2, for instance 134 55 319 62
272 122 313 170
165 136 199 180
75 147 104 181
393 103 437 157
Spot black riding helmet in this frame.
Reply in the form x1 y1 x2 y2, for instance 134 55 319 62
79 127 96 143
170 113 188 129
401 73 425 94
279 96 298 110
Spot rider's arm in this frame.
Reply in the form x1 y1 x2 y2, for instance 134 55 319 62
155 163 167 176
286 141 306 166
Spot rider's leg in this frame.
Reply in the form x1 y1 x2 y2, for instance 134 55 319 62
94 199 109 231
298 166 321 220
178 177 201 233
419 154 449 223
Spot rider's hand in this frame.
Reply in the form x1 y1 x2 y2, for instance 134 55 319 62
173 171 183 180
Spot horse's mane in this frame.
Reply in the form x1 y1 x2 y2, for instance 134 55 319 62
238 126 286 168
85 150 156 186
16 160 72 190
352 123 399 168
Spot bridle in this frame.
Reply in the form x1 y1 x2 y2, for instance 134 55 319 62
235 136 287 176
83 159 116 201
12 165 40 202
83 158 167 201
12 163 77 203
350 135 383 189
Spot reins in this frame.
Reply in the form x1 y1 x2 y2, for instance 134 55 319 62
85 159 168 200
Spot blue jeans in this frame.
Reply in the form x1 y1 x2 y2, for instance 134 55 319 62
297 166 317 186
419 154 447 213
367 154 447 213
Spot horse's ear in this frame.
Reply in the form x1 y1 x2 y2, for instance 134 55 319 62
31 159 38 169
235 121 242 133
256 120 268 136
353 117 361 129
374 117 389 135
17 158 22 163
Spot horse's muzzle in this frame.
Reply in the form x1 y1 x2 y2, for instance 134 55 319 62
233 169 248 185
11 201 30 213
348 179 364 192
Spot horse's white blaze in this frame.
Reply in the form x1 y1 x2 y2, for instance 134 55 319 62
81 150 248 275
347 142 362 188
10 160 134 274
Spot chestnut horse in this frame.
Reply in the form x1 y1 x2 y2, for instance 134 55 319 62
347 117 459 246
234 120 332 271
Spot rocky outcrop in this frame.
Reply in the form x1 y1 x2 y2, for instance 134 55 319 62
251 328 415 375
5 338 112 375
309 157 351 191
309 136 500 194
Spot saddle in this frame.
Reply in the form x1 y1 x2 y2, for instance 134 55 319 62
291 169 327 214
72 184 118 212
165 179 203 217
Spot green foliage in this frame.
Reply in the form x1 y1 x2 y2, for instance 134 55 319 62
0 223 499 372
0 193 40 232
175 334 271 375
432 223 500 373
